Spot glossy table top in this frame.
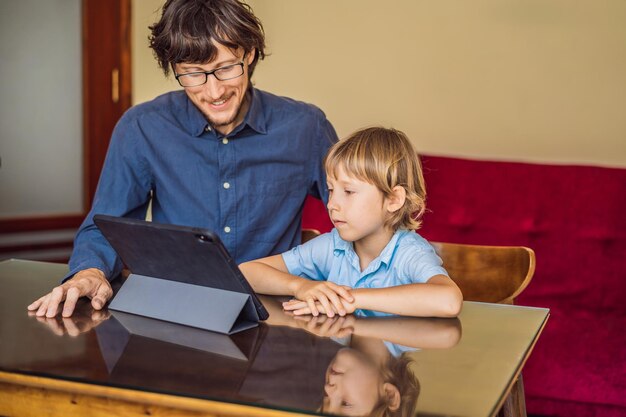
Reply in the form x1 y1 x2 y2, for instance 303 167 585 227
0 259 549 417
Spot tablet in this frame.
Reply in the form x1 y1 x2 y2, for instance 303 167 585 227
93 215 269 322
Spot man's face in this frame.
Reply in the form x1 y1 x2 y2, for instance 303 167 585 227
174 42 254 135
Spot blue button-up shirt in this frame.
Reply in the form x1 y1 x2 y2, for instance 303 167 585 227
67 88 337 281
281 228 448 288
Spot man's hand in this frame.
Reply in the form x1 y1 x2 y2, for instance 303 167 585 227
29 308 111 337
283 296 356 317
292 280 354 317
27 268 112 318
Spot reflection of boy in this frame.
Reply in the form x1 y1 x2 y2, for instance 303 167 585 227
239 325 342 410
322 337 419 417
241 127 463 318
264 298 461 417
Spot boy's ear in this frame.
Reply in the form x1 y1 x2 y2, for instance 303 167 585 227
382 382 401 411
385 185 406 214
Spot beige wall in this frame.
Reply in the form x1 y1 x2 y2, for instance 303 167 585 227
131 0 180 104
133 0 626 168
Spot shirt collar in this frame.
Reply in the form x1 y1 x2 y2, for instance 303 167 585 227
185 92 211 137
376 229 407 266
332 228 407 270
187 86 267 138
242 87 267 135
332 228 353 254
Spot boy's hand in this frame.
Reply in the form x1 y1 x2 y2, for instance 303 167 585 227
283 297 356 317
292 314 356 338
292 281 353 317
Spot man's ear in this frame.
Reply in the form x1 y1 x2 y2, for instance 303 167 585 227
246 48 256 64
382 382 401 411
385 185 406 214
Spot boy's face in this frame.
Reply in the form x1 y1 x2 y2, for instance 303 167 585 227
327 165 393 247
174 42 255 135
322 348 383 415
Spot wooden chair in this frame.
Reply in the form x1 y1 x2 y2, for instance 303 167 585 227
431 241 536 417
301 228 321 243
430 242 535 305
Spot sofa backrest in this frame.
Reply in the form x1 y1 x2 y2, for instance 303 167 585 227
302 155 626 313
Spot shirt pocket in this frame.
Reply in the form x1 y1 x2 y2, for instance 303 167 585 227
242 174 307 243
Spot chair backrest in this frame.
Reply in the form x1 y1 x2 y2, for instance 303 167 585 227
430 242 535 305
301 228 321 244
300 230 535 305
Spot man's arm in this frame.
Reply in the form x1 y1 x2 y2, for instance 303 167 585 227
308 113 338 204
27 112 152 317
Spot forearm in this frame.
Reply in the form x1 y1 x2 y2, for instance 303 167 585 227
239 261 306 296
66 115 152 283
352 317 462 348
352 278 463 318
67 222 123 282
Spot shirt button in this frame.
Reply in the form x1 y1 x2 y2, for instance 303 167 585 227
224 226 231 233
223 182 230 189
205 126 212 132
222 138 229 144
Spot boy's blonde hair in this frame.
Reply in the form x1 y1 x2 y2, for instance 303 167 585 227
371 355 420 417
324 127 426 231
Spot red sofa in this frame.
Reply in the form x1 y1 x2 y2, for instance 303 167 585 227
302 155 626 417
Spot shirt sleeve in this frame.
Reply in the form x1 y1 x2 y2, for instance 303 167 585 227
64 113 153 282
399 240 449 284
308 110 338 205
281 232 335 281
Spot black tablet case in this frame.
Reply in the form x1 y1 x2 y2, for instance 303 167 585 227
94 215 269 334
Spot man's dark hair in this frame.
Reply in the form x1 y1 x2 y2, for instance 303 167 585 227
149 0 266 77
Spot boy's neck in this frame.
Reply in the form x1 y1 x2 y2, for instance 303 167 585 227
354 228 396 272
351 335 391 367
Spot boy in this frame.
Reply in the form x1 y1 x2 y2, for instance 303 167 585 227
240 127 462 318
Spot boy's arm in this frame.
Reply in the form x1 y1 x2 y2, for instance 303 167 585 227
352 275 463 317
239 255 354 317
239 254 300 295
351 315 462 349
284 275 463 318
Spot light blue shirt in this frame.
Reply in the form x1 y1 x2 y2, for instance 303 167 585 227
281 228 448 289
331 334 416 358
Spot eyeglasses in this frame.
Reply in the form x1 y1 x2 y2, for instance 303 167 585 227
174 58 245 87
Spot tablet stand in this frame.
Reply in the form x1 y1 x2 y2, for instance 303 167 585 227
109 274 259 334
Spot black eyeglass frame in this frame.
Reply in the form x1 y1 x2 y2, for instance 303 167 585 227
173 55 247 87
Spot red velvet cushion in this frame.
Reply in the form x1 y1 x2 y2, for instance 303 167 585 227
302 155 626 417
418 155 626 313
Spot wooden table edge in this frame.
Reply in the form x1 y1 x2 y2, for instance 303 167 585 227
0 370 315 417
489 310 550 417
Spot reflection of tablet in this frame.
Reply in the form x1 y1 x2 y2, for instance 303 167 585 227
94 215 269 326
95 311 268 397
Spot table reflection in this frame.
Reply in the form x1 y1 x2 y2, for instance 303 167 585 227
2 260 548 417
26 294 461 417
263 299 461 417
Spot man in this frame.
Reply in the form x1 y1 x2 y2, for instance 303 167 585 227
28 0 337 318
